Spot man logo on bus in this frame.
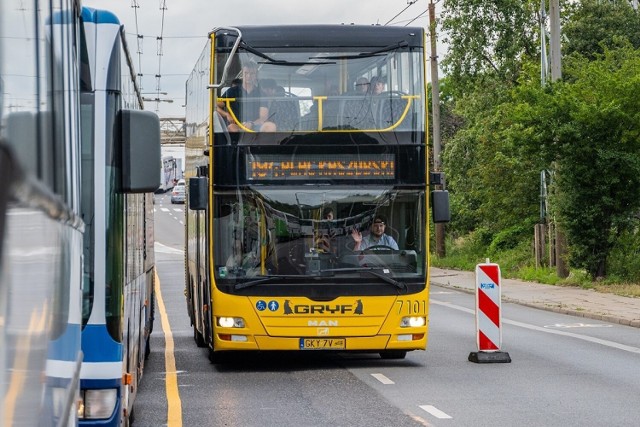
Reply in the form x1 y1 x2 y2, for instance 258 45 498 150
283 301 364 315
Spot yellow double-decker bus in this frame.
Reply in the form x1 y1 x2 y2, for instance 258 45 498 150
184 25 449 363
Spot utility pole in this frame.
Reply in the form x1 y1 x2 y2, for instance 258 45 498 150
429 0 445 257
549 0 562 81
549 0 569 278
540 0 549 86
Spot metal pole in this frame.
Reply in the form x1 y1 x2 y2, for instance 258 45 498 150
549 0 562 81
429 1 441 173
429 0 445 257
540 0 548 86
549 0 568 277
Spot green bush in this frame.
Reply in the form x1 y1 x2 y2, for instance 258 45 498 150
607 228 640 282
488 223 533 253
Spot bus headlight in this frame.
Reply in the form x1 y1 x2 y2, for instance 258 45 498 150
400 316 425 327
218 317 245 328
78 389 117 419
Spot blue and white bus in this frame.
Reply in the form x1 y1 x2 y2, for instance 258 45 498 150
1 3 161 426
1 1 85 425
78 7 160 426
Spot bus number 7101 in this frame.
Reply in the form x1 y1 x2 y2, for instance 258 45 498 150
396 299 427 315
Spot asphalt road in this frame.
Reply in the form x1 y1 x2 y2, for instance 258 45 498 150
134 193 640 426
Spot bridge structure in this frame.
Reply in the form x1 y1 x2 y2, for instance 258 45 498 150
160 117 185 146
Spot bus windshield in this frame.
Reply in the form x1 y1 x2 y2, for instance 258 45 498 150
214 186 425 288
215 44 425 136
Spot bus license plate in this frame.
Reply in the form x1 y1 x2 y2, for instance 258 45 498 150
300 338 345 350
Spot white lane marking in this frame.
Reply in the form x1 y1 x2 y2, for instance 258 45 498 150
371 373 394 384
154 242 185 255
431 299 640 354
545 323 613 329
173 209 183 212
160 207 170 212
419 405 452 419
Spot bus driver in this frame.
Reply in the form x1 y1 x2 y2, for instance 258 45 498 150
351 214 398 251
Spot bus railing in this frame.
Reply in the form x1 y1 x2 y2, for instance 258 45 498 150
217 94 419 133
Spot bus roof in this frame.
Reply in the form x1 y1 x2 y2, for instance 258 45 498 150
215 25 424 49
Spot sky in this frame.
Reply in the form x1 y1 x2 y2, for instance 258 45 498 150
83 0 443 118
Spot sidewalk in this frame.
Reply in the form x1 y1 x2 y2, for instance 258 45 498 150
430 267 640 328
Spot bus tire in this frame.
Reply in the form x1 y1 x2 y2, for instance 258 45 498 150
144 334 151 360
194 325 206 348
379 350 407 360
127 406 136 426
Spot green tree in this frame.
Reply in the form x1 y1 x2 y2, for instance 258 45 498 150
444 65 551 239
563 0 640 59
441 0 540 95
552 47 640 278
439 0 640 281
440 0 544 239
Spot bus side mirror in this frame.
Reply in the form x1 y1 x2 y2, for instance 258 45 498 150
189 177 208 210
431 190 450 223
119 109 161 193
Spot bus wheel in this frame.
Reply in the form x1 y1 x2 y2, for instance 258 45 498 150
193 325 206 348
127 406 136 426
379 350 407 360
144 334 151 360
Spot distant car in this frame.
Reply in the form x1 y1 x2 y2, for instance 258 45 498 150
177 178 185 186
170 184 185 204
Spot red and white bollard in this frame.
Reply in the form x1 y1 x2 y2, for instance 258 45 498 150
469 260 511 363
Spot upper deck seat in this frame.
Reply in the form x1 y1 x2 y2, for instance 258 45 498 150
340 95 378 130
377 93 414 130
268 95 301 131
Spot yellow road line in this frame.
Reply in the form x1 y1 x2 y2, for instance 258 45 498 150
154 269 183 426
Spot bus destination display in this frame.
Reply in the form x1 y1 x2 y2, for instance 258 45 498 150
246 154 395 180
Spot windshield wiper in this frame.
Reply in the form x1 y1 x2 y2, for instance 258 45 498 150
240 43 335 66
234 269 405 291
234 274 307 290
321 41 409 60
324 267 406 290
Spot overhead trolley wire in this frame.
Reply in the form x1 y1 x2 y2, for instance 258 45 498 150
384 0 418 26
403 10 428 26
153 0 168 112
131 0 144 91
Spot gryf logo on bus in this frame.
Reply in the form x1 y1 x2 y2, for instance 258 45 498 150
283 300 364 315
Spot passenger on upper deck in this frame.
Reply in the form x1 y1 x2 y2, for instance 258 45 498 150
354 77 370 94
370 76 386 95
217 62 276 132
351 214 398 251
260 78 284 97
